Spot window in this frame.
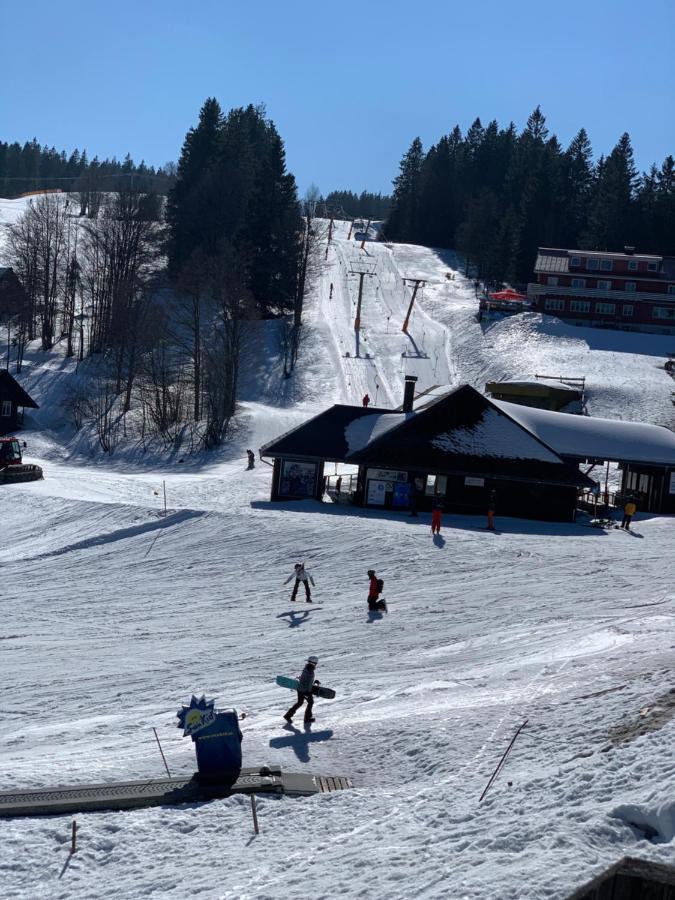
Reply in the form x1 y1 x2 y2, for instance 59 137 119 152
600 259 613 271
628 259 638 271
624 282 636 292
587 258 600 270
545 298 565 311
647 261 658 272
595 302 616 315
547 276 559 286
425 474 447 495
571 278 586 288
1 401 11 417
652 307 675 320
597 280 612 290
570 300 590 312
570 255 581 267
622 304 634 317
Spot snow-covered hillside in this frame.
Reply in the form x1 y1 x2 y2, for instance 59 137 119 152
1 207 674 899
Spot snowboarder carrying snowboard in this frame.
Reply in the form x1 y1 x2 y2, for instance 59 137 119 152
284 656 320 724
367 569 386 612
284 563 315 602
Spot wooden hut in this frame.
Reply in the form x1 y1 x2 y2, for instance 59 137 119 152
0 370 39 435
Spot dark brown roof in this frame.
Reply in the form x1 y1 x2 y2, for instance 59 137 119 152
0 370 39 409
259 405 399 462
261 385 593 489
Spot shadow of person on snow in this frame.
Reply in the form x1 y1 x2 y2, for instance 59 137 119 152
269 724 334 763
432 533 446 548
276 609 318 628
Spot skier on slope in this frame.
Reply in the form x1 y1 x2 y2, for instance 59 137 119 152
284 655 320 724
284 563 315 602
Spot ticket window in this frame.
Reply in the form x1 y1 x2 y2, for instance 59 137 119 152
425 474 448 496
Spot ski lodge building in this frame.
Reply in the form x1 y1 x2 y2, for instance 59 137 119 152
0 370 39 435
260 377 675 521
528 247 675 333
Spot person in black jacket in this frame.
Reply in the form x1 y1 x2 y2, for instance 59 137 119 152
284 656 320 724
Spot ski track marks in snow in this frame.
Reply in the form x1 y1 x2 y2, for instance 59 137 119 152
0 212 674 898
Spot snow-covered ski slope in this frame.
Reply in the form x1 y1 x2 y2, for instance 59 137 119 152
1 206 674 899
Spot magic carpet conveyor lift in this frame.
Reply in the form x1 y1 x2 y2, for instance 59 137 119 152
0 696 353 819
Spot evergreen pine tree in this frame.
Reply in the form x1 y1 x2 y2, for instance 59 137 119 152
385 137 424 241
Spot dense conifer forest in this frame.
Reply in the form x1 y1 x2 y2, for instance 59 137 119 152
384 107 675 285
0 139 173 198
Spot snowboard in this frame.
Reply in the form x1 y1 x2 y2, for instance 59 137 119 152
276 675 336 699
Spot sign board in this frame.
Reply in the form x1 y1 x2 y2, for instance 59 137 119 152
670 471 675 494
177 695 217 736
368 468 407 482
367 480 387 505
392 482 411 508
464 477 485 487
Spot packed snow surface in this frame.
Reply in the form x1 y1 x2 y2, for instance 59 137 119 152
0 204 674 898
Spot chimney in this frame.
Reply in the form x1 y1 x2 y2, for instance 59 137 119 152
624 245 635 255
403 375 418 413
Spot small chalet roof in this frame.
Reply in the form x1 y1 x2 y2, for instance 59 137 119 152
259 405 400 462
487 379 581 397
349 386 588 486
261 385 592 489
495 401 675 466
0 370 39 409
537 246 663 262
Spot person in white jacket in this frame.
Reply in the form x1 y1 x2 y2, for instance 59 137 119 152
284 563 315 603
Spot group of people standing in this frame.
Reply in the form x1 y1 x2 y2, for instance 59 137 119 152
280 564 386 724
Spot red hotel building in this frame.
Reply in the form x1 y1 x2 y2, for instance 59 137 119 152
528 246 675 333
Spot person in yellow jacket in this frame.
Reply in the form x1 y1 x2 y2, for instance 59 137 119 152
621 499 637 530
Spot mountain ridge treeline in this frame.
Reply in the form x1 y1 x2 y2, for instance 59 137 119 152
0 138 174 198
384 107 675 285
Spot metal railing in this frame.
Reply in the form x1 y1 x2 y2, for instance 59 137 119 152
528 283 675 303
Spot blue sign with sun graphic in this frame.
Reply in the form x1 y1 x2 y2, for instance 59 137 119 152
176 695 217 737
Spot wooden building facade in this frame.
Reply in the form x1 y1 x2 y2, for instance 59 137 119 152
0 370 39 435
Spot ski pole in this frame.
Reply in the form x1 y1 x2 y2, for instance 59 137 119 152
153 727 172 777
479 719 528 802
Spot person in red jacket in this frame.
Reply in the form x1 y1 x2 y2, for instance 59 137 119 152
362 393 370 407
367 569 386 612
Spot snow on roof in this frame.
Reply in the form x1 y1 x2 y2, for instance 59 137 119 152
495 379 580 393
431 406 562 463
345 412 410 454
495 401 675 465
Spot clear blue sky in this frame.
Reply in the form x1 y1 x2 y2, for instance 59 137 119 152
2 0 673 196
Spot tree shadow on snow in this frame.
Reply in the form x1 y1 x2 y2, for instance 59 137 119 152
269 724 334 763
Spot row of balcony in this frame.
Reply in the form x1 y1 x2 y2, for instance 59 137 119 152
527 283 675 303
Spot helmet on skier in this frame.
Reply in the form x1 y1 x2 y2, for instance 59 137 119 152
294 563 303 570
307 656 319 665
367 569 375 576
